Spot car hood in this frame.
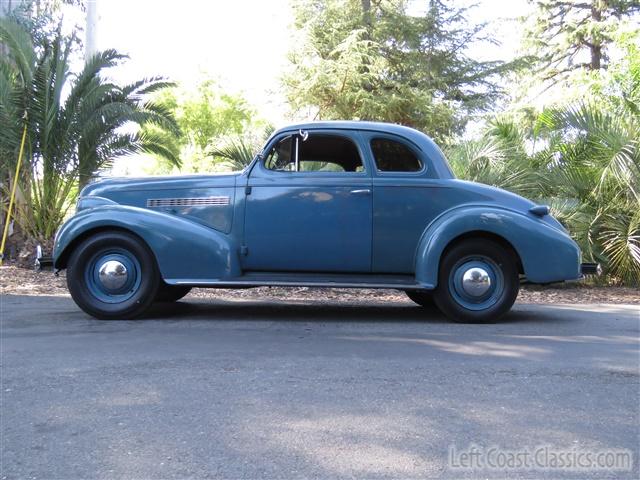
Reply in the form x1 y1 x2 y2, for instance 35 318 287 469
75 172 240 233
80 173 239 198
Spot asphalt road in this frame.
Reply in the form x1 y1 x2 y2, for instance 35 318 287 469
1 294 639 479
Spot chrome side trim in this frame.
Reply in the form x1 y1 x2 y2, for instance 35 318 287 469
163 279 433 290
147 196 230 208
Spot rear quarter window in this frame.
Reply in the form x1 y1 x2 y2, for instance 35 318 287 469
371 138 423 172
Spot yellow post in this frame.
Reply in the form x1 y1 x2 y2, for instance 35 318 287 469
0 123 29 266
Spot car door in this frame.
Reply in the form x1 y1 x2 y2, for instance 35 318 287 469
364 133 455 274
242 130 372 272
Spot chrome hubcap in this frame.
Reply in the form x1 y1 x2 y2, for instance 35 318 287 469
98 260 128 291
461 267 491 297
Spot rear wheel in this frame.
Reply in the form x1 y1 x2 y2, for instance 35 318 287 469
433 239 519 323
405 289 434 307
155 283 192 303
67 231 159 319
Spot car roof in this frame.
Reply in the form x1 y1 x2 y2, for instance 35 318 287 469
274 120 430 144
269 121 454 179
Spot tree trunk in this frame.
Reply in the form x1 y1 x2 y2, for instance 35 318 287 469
361 0 371 38
590 44 602 70
360 0 373 93
361 0 371 23
589 2 603 70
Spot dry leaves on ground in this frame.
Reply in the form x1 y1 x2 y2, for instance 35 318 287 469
1 265 638 305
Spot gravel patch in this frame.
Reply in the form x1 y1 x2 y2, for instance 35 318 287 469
1 265 637 305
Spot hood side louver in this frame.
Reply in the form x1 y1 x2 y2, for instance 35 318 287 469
147 196 230 208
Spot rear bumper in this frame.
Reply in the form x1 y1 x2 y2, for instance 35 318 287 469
581 262 602 276
523 262 602 285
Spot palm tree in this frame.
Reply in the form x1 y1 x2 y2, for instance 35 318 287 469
0 17 180 240
448 101 639 285
446 117 540 199
537 102 640 285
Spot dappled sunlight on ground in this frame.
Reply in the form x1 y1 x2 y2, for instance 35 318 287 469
336 335 550 358
504 334 639 345
267 415 433 477
2 294 638 478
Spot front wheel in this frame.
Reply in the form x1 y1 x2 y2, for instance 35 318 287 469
433 239 519 323
155 283 192 303
67 231 160 319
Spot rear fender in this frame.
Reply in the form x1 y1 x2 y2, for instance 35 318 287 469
54 205 240 282
414 205 581 288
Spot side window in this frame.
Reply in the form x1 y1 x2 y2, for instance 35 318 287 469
265 134 364 173
370 138 422 172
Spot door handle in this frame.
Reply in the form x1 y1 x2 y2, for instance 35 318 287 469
350 189 371 195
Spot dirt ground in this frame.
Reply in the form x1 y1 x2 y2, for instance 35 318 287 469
1 265 637 305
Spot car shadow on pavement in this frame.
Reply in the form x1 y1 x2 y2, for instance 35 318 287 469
144 299 443 323
141 298 577 325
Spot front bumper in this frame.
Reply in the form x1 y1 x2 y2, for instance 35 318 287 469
580 262 602 276
35 244 53 270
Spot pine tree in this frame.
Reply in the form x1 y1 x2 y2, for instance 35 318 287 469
524 0 640 82
283 0 514 141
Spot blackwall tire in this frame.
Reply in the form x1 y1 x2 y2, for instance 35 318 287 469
154 283 192 303
66 231 160 319
405 289 434 307
433 239 519 323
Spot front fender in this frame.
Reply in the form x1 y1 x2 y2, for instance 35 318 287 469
414 206 581 288
54 205 241 282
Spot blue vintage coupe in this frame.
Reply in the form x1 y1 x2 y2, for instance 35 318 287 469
53 121 591 322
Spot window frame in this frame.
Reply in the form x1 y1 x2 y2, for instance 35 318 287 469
259 130 370 177
367 134 428 177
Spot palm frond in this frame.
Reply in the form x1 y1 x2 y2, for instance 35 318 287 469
209 137 258 171
599 208 640 285
0 17 36 87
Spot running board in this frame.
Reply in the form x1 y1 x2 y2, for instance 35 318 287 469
168 272 429 290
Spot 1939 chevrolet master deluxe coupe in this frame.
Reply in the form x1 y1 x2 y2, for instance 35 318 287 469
53 121 593 322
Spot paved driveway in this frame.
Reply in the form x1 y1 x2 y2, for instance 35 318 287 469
1 295 638 479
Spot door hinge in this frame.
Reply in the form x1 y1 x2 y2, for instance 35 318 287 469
240 245 249 256
245 186 252 195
